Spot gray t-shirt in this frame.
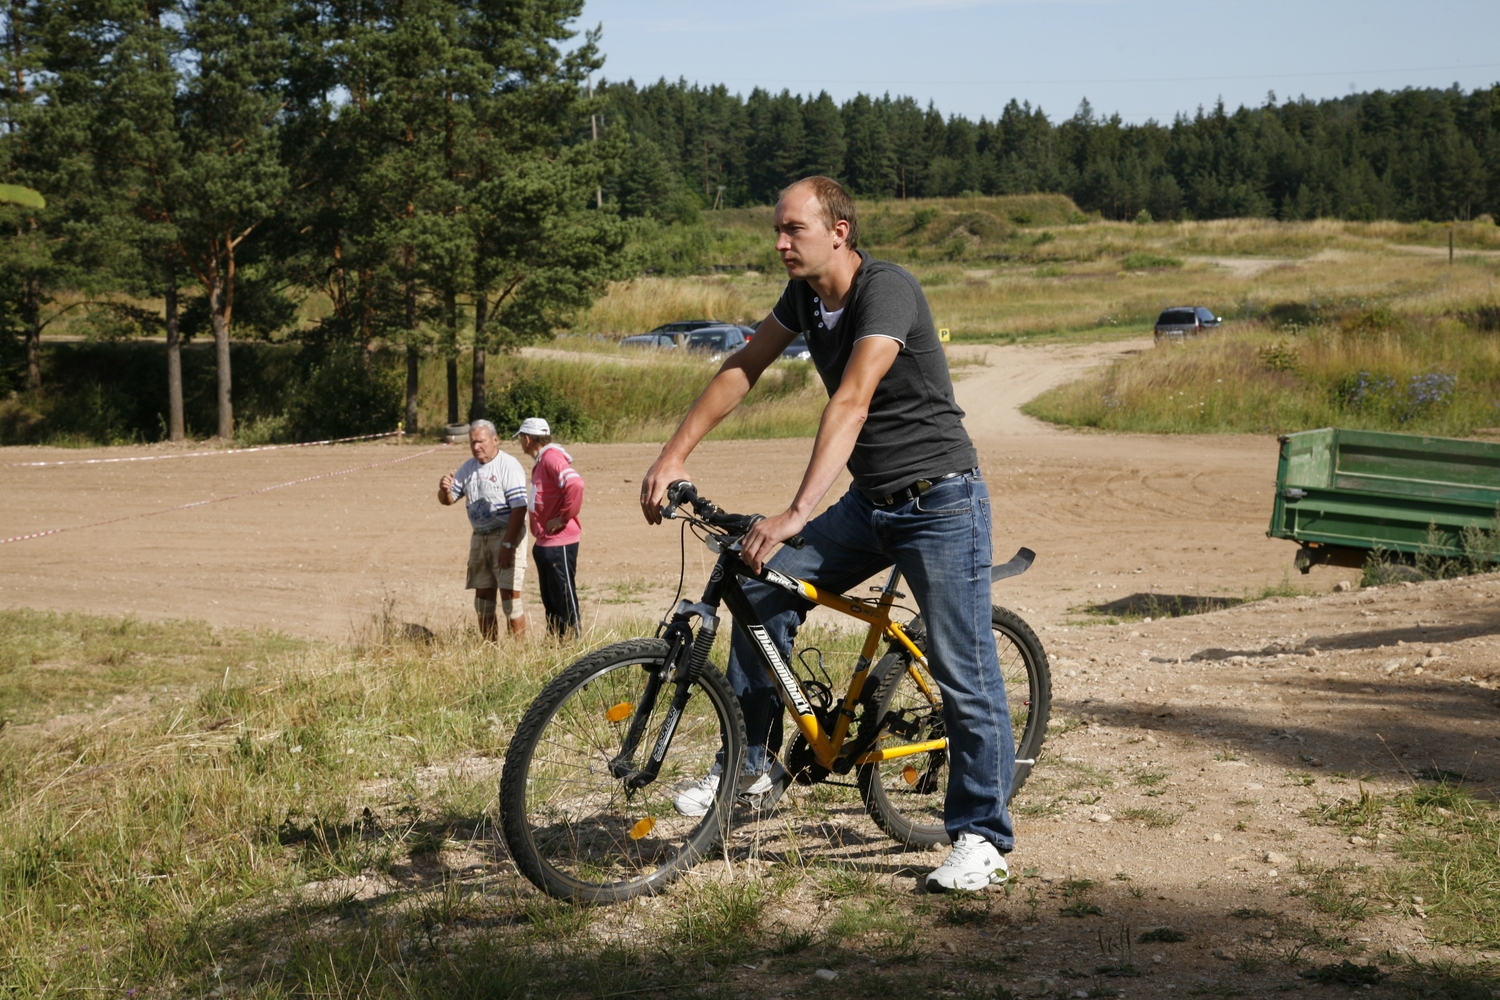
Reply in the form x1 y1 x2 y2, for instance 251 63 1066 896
771 252 977 498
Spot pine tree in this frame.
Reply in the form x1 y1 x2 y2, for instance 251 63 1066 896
170 0 291 439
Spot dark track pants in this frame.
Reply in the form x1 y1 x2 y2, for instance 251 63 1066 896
532 542 580 637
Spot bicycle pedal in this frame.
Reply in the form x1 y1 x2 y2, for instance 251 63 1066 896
736 771 792 814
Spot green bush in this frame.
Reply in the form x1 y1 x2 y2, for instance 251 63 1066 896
281 351 403 442
1121 251 1183 270
487 374 594 440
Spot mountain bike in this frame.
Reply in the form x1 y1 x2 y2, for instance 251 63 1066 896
499 481 1051 902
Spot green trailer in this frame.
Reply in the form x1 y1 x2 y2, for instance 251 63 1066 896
1268 428 1500 573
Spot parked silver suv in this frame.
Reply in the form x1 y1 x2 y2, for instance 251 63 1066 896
1153 306 1221 344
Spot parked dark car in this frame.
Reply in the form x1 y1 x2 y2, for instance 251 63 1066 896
650 319 721 336
684 325 748 357
780 334 810 361
1153 306 1221 344
619 333 680 349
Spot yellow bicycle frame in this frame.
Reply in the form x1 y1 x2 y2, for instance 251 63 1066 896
754 565 945 772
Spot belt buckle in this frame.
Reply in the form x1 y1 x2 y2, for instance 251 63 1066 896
914 479 933 496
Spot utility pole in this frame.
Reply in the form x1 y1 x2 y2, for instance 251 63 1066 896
589 78 601 209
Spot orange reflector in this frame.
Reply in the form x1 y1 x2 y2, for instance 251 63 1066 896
628 817 655 840
605 702 634 723
902 765 919 786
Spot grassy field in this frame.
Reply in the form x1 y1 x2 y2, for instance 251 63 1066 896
4 609 1499 998
416 350 827 442
1023 306 1500 436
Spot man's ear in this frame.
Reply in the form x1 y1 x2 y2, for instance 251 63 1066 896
831 217 851 248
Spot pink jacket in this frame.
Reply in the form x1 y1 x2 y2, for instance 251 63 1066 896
529 444 584 547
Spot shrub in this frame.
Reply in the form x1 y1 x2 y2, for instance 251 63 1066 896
488 374 593 440
1121 251 1183 270
282 351 403 442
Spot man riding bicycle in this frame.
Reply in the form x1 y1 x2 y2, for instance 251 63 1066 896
639 176 1015 892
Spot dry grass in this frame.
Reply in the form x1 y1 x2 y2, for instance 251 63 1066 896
1023 313 1500 436
574 274 779 334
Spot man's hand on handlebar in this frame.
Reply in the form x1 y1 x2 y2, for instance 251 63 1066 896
740 508 808 574
639 458 687 525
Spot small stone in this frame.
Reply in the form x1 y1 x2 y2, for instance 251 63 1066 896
1333 580 1352 592
813 969 838 982
1091 813 1113 823
1153 954 1164 964
1427 647 1443 658
1212 949 1236 961
1349 835 1369 846
1264 851 1288 865
1267 869 1279 877
1209 833 1223 842
1413 667 1424 675
1145 735 1158 744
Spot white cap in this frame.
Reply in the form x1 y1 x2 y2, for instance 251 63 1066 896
515 417 550 438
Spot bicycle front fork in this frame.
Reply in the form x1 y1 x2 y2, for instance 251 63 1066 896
609 612 721 791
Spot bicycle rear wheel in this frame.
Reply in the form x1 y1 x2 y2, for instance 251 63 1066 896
857 606 1051 847
499 638 746 902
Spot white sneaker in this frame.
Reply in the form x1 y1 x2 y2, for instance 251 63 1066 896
672 752 787 817
672 762 723 817
925 833 1009 892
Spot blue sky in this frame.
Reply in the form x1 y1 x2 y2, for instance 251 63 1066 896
575 1 1500 125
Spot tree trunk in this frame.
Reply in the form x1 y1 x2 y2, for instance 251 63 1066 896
404 275 419 434
22 275 41 391
165 257 184 442
444 287 459 425
405 343 420 434
446 355 459 425
470 294 487 422
208 273 234 439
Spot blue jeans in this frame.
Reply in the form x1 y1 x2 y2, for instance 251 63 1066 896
725 473 1015 851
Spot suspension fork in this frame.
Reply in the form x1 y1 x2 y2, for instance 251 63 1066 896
610 554 730 791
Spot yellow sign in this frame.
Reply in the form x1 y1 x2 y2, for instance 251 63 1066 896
937 328 951 343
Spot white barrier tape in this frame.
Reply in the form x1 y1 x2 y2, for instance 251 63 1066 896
1 444 447 545
4 429 404 468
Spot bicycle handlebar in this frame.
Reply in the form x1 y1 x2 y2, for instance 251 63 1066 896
661 480 805 549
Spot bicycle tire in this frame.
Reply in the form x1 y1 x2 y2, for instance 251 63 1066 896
499 638 746 902
857 605 1051 847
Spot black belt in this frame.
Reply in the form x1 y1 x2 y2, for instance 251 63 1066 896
870 468 977 507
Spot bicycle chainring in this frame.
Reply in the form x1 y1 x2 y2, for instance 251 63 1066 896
784 734 830 786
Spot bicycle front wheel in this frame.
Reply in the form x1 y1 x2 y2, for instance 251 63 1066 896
499 639 746 902
857 606 1051 847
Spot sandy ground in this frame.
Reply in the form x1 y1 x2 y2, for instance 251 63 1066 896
5 339 1499 993
0 337 1289 638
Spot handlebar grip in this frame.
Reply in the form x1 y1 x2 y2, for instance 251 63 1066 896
786 535 806 550
666 480 697 507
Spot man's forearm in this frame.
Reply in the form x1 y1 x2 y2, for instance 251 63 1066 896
502 509 527 545
787 394 866 519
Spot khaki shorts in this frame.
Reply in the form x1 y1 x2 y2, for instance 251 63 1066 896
466 530 527 591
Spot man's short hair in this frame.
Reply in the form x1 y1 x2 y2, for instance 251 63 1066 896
470 419 498 438
782 176 859 251
522 433 553 446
